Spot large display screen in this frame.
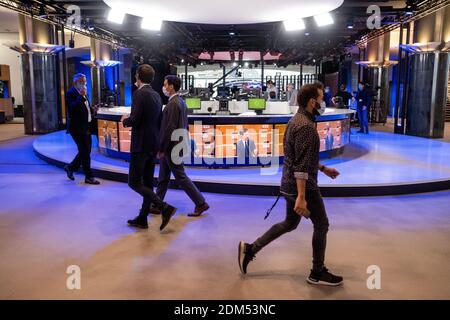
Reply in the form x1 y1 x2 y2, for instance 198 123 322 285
98 120 119 151
98 118 351 161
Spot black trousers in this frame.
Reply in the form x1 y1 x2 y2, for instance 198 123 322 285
128 152 165 214
68 133 93 179
252 188 330 273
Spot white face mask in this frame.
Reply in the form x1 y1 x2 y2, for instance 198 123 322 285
162 86 170 97
314 100 326 116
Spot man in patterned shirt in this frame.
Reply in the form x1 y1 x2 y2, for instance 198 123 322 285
238 82 344 286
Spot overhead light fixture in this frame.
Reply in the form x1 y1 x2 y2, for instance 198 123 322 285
141 17 162 31
107 8 125 24
405 0 415 15
244 62 249 67
305 32 310 36
314 12 334 27
181 59 184 63
229 32 235 36
233 62 237 67
283 19 305 31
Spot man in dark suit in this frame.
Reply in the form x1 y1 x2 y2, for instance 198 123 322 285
236 128 257 164
121 65 177 231
64 73 100 185
153 75 209 217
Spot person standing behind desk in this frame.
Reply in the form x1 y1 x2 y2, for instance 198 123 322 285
266 80 278 101
64 73 100 185
154 75 210 217
121 64 177 231
332 84 353 109
286 83 298 113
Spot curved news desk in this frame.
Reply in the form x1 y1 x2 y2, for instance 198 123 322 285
96 107 354 167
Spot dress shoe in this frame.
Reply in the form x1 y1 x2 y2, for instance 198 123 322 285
85 177 100 185
188 202 210 217
64 165 75 181
127 215 148 229
160 204 177 231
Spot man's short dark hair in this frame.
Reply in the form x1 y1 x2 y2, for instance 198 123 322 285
164 75 181 92
137 64 155 84
297 82 323 108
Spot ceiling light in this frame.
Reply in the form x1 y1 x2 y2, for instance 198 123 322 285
305 32 310 36
283 19 305 31
141 17 162 31
107 8 125 24
314 12 334 27
229 32 235 36
233 62 237 67
244 62 249 67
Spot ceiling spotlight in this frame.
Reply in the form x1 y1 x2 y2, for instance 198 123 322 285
305 32 310 36
181 59 184 63
244 62 249 67
107 8 125 24
233 62 237 67
314 12 334 27
283 19 305 31
229 32 235 36
141 17 162 31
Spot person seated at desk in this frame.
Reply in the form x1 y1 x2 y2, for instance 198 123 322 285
332 84 353 109
265 80 278 101
236 128 257 162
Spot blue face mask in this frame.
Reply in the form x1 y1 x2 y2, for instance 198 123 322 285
358 85 363 91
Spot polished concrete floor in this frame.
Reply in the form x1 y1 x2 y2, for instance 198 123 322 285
0 123 25 142
0 135 450 300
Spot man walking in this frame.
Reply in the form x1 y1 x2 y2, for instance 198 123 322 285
64 73 100 185
238 82 343 286
122 65 176 231
153 75 209 217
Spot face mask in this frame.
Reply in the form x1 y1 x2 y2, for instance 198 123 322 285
358 85 363 90
76 83 87 92
162 87 170 97
314 100 326 116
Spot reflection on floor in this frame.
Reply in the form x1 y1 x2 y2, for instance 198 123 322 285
0 136 449 299
33 128 450 187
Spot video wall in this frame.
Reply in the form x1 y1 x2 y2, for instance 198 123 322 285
98 118 351 160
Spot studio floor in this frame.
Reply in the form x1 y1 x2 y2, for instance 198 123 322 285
0 131 449 299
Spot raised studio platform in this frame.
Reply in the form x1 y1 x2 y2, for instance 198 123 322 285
33 130 450 197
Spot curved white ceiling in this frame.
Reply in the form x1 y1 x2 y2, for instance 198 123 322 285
103 0 344 25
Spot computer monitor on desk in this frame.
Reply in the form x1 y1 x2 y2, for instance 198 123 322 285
185 98 202 112
248 98 266 115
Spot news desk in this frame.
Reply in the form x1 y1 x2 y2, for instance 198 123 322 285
96 107 354 167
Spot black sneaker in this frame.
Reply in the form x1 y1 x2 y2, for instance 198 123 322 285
64 165 75 181
238 241 255 275
127 215 148 229
307 267 343 286
85 177 100 185
160 204 177 231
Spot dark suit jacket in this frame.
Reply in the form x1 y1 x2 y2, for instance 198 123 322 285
123 85 162 155
159 95 189 154
236 139 256 158
66 86 95 135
